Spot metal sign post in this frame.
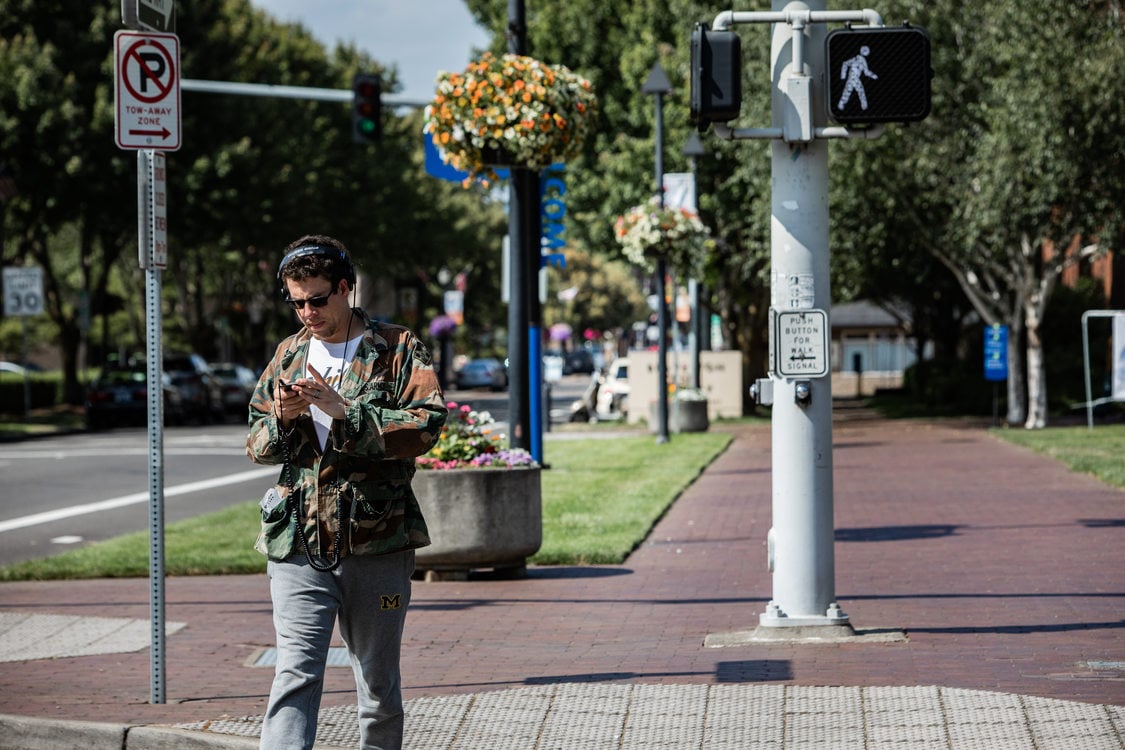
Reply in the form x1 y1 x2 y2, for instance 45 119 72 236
137 149 168 703
1081 311 1125 430
116 17 176 700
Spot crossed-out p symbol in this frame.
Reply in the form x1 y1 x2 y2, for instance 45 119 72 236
138 52 166 94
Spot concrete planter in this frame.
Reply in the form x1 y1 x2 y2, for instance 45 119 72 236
649 398 710 433
414 467 542 581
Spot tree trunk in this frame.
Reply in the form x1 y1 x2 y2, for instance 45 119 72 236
1024 322 1048 429
1022 277 1054 430
1005 315 1026 425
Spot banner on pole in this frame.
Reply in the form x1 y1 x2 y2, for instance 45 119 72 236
662 172 696 211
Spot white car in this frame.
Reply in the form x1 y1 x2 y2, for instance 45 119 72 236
595 358 630 419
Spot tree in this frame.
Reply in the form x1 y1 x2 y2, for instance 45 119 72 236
465 0 778 411
0 1 131 402
827 1 986 402
1 0 509 397
928 0 1124 427
825 0 1124 425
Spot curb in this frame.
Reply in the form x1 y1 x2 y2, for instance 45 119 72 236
0 714 259 750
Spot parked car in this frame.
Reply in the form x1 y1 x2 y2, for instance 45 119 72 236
595 357 630 419
455 358 508 391
163 352 223 423
563 349 596 375
85 365 185 430
211 362 259 416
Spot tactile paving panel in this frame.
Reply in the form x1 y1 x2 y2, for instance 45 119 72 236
176 684 1125 750
0 612 185 662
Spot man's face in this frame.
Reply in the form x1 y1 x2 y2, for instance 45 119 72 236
284 276 352 343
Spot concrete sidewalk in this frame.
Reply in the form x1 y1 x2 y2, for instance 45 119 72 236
0 418 1123 748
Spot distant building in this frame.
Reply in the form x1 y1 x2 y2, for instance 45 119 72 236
830 300 928 397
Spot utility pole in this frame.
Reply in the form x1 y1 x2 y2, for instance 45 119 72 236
643 62 673 444
683 132 706 389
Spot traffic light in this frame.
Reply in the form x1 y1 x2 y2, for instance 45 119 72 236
826 25 932 125
690 23 742 132
352 73 381 143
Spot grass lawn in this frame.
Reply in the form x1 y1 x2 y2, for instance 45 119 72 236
0 430 734 581
990 422 1125 490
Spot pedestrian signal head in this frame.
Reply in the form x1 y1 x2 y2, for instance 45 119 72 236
826 25 932 125
690 23 742 133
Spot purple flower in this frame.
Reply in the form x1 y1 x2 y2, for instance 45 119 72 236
429 314 458 339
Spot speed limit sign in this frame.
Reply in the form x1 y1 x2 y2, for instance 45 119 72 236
3 266 45 317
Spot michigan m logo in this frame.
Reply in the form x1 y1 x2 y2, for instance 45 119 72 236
380 594 402 610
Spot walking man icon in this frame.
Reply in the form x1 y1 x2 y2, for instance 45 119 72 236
838 45 878 111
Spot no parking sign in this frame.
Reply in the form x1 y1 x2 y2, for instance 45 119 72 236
114 30 181 151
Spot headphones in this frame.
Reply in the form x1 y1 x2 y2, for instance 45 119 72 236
276 244 357 298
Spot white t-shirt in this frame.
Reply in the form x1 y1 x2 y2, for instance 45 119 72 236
306 333 364 449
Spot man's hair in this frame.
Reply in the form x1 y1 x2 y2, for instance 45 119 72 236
278 234 353 289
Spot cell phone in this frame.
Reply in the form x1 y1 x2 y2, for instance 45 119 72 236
280 381 296 392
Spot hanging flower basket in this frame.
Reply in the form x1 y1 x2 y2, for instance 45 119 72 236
614 200 713 276
423 52 597 184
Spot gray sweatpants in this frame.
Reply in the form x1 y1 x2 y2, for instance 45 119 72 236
260 551 414 750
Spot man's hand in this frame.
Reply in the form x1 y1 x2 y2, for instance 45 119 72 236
302 364 347 420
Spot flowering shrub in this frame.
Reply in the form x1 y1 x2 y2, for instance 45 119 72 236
423 52 597 184
428 314 458 339
417 401 537 470
614 200 713 276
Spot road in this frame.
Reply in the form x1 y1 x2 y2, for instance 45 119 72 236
0 377 591 567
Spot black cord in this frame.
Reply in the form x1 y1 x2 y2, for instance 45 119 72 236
280 424 341 572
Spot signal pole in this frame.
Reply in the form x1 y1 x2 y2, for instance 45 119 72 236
693 3 931 640
758 2 845 634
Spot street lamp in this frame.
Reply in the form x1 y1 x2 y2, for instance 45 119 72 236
682 132 706 389
643 61 673 444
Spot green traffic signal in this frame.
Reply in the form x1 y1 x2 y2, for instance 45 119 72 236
352 73 381 143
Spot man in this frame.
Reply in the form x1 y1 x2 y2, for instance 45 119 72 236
247 234 446 750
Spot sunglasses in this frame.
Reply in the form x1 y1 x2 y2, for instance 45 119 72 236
284 288 336 310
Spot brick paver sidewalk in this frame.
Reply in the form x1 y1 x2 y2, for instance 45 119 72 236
0 418 1121 736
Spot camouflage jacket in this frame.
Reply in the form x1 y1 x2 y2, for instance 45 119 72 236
246 310 446 561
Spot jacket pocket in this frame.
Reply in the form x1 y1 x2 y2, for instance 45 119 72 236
255 486 295 558
348 480 408 551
